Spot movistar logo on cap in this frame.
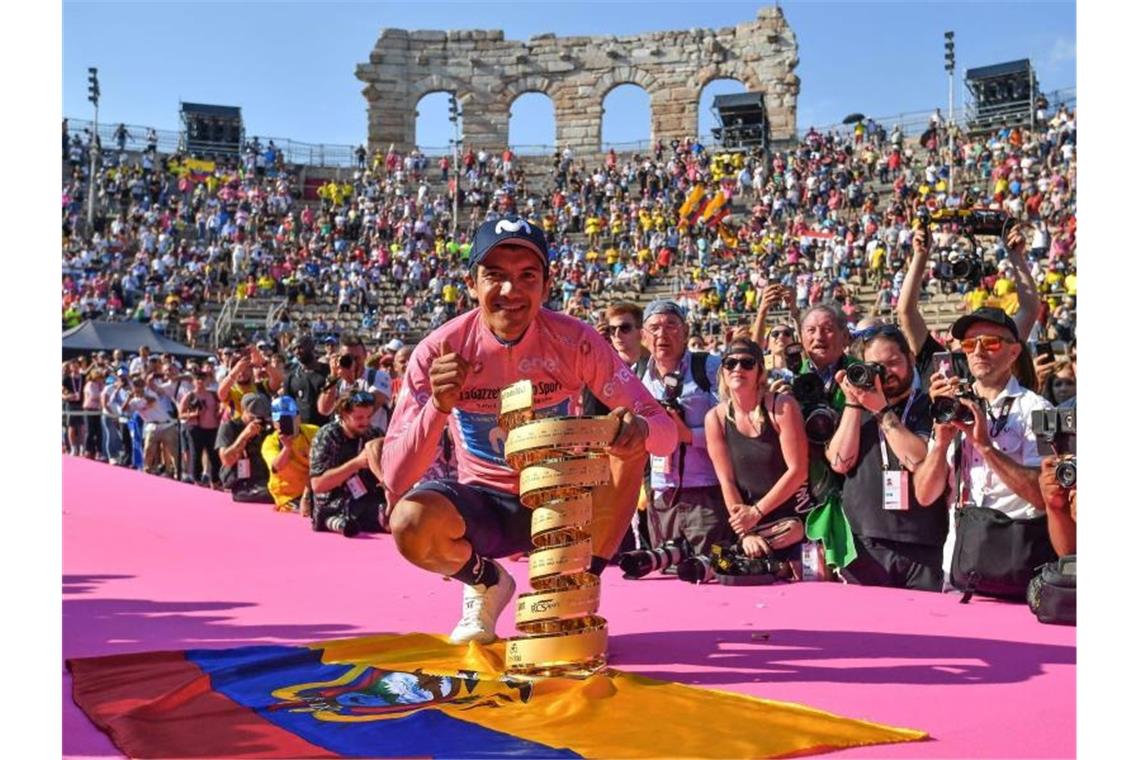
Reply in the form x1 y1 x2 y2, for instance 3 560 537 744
495 218 533 236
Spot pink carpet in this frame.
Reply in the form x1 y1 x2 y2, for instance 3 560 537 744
63 456 1075 758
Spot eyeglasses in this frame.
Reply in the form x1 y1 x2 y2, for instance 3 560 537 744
723 357 759 371
605 322 637 337
769 329 794 339
961 335 1014 353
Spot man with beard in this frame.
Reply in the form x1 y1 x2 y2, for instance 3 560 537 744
310 391 386 535
825 325 948 590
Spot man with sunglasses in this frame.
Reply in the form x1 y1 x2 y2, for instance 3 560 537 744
826 325 949 591
382 216 676 645
582 303 650 417
916 308 1053 584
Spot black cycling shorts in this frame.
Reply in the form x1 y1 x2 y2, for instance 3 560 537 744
409 479 533 558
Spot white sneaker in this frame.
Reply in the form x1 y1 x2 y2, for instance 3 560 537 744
448 560 516 645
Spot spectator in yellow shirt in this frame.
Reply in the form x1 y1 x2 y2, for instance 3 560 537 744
261 396 320 513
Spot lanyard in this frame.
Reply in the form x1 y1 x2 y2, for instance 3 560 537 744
986 397 1015 438
877 391 917 471
956 396 1016 507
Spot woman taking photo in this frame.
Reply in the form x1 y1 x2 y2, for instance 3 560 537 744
705 338 811 564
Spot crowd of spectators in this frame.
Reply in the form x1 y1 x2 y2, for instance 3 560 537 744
63 93 1077 588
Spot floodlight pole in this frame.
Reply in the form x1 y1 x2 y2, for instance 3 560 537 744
944 32 956 196
86 67 101 231
450 93 462 240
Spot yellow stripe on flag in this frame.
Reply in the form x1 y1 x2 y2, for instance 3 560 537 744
308 633 926 758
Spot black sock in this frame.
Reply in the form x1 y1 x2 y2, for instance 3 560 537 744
451 552 500 588
589 555 609 577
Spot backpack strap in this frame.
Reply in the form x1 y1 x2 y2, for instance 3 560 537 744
690 351 712 395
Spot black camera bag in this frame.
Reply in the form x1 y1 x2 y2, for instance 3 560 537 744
1026 554 1076 625
950 506 1056 601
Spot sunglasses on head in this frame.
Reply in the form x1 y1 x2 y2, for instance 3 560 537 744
346 390 375 408
961 335 1014 353
723 356 759 372
605 322 637 337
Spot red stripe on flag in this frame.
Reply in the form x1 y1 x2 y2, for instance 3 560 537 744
68 651 338 759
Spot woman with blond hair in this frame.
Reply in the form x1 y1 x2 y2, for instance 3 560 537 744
705 338 811 562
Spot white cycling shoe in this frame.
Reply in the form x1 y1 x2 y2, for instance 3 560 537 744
448 559 516 645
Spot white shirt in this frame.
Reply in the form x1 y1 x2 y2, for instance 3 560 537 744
941 376 1052 520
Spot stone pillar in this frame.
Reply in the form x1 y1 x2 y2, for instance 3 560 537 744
461 96 510 151
365 97 415 155
651 87 699 148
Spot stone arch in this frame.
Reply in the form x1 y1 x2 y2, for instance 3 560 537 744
508 91 556 150
601 83 652 149
594 66 661 101
697 77 749 139
356 7 799 155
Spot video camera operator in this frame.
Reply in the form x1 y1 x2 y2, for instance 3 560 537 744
309 390 386 537
900 217 1039 389
827 325 949 591
916 307 1055 596
215 393 274 503
640 300 730 556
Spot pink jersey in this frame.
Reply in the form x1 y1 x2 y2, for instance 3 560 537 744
382 309 677 497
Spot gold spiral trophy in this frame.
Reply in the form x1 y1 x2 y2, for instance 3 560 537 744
498 380 618 678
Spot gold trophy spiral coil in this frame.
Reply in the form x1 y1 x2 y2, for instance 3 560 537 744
498 380 617 678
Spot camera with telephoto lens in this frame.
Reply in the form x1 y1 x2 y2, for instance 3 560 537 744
791 372 839 444
321 512 360 538
709 541 794 585
1032 408 1076 488
619 536 693 579
660 371 684 413
845 361 886 390
677 554 716 584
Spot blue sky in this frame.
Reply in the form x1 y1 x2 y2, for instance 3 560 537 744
62 0 1075 150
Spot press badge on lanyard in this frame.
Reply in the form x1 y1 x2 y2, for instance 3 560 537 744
345 438 368 499
880 393 916 511
237 458 251 480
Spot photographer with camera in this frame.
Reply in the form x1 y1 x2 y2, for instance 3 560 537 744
826 325 948 591
215 393 274 503
310 392 385 537
1039 451 1076 556
125 373 180 477
705 338 809 562
260 396 319 514
900 220 1039 388
640 299 729 556
217 346 282 420
917 308 1054 596
178 368 222 488
283 335 331 427
317 334 393 435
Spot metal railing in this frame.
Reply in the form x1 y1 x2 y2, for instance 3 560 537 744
65 85 1074 170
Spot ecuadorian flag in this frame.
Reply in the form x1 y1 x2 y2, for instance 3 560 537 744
68 633 926 758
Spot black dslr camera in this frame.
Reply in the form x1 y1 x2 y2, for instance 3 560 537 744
619 537 693 579
917 207 1006 287
931 386 980 425
1032 408 1077 488
791 372 839 444
845 361 885 390
709 541 794 586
